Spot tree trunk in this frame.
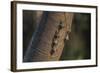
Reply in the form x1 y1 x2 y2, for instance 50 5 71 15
24 12 73 62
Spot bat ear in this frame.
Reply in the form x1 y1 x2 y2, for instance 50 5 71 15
65 31 70 41
65 34 69 40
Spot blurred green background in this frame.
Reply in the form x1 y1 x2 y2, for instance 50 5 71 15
60 13 91 60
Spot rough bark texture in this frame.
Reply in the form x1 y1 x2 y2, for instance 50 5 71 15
24 12 73 62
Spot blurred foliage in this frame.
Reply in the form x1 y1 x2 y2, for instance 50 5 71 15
60 13 91 60
23 10 37 56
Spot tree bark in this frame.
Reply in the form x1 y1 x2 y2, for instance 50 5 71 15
24 12 74 62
